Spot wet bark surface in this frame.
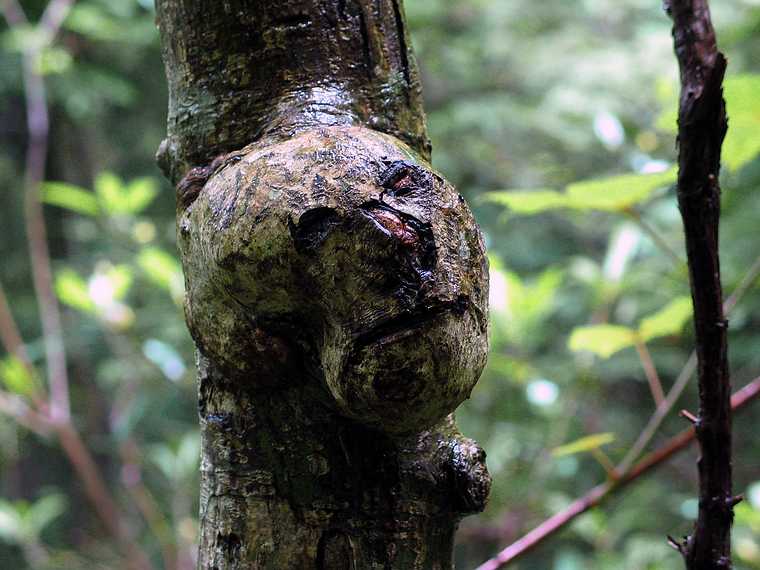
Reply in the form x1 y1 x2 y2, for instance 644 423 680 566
156 0 430 184
156 2 491 568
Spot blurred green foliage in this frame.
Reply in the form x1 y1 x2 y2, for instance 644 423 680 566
1 0 759 569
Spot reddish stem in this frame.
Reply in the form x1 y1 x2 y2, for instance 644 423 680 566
475 375 760 570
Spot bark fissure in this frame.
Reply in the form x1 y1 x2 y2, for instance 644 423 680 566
390 0 411 91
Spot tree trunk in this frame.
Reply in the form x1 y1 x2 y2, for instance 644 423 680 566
156 2 491 568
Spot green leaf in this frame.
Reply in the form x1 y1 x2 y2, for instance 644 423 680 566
105 265 133 300
656 74 760 171
722 75 760 171
655 106 678 134
568 324 637 358
124 177 158 214
94 173 158 215
95 172 126 214
734 502 760 533
148 444 177 481
25 494 65 535
0 357 39 398
638 296 693 342
1 25 48 53
0 500 23 542
484 169 676 215
137 248 182 292
552 432 616 457
41 182 100 216
64 4 129 43
176 433 201 478
55 269 95 313
482 189 568 214
564 168 677 212
34 47 73 75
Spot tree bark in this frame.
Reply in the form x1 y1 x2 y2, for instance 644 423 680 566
155 2 491 568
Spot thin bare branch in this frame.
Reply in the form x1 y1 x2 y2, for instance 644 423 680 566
474 375 760 570
0 0 28 26
1 0 77 422
0 390 52 435
40 0 73 35
724 255 760 314
617 351 697 474
0 283 35 373
635 341 666 406
624 207 685 267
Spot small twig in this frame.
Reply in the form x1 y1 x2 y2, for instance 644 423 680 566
476 245 760 569
0 390 52 435
57 424 154 570
474 375 760 570
0 283 35 375
679 409 699 424
39 0 74 35
590 448 618 479
616 252 759 474
623 207 685 268
617 351 697 474
120 439 178 570
635 340 666 407
723 255 760 314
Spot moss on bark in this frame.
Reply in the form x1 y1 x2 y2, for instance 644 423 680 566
156 2 491 568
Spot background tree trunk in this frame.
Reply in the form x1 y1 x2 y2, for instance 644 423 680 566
156 1 491 568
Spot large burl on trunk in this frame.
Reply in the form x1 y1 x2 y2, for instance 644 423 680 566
156 1 491 568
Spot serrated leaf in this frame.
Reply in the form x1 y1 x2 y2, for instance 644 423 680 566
639 297 693 342
41 182 100 216
564 168 676 212
55 269 95 313
568 324 637 358
552 432 616 457
482 189 568 214
0 357 40 398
